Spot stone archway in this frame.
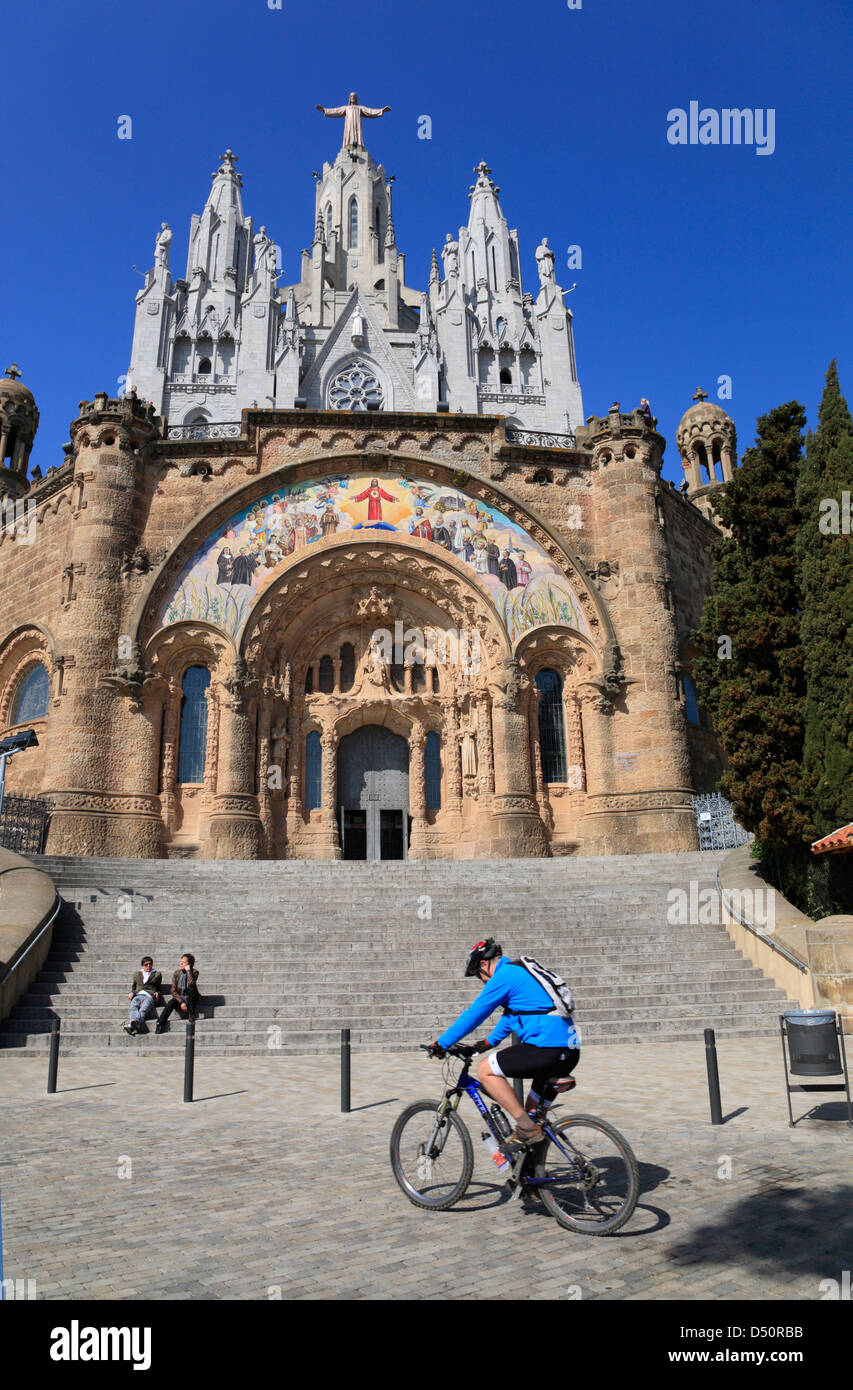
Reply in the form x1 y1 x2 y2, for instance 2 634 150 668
337 724 410 860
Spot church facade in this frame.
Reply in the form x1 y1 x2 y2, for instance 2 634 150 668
0 101 732 861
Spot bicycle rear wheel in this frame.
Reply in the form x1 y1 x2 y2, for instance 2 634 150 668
390 1100 474 1210
535 1113 639 1235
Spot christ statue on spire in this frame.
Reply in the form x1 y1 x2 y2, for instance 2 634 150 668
316 92 391 150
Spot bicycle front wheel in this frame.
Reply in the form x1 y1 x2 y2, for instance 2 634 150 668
390 1100 474 1210
535 1113 639 1235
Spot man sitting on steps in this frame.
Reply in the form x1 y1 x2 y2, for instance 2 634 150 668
428 938 580 1144
124 956 162 1036
155 953 201 1033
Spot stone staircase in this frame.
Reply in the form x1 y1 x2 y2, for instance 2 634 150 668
0 851 796 1055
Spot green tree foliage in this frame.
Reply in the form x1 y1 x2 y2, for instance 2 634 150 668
796 361 853 838
692 403 812 849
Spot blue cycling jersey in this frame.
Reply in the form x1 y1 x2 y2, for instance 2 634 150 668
437 957 580 1051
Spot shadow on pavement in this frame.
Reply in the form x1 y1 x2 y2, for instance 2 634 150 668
667 1182 853 1278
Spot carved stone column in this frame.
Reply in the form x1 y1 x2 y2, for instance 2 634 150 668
408 719 427 859
317 717 341 858
160 675 181 837
285 696 304 851
475 692 494 798
441 698 463 813
527 682 549 823
487 659 549 857
257 695 273 855
564 691 586 791
578 687 619 854
205 674 265 860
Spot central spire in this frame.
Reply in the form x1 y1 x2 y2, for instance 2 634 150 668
316 92 391 150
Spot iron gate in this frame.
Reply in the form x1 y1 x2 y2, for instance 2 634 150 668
0 794 49 854
692 792 751 851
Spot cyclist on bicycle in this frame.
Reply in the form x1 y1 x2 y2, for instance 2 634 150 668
429 938 580 1144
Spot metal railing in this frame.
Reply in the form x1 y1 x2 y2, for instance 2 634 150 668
505 428 576 450
0 895 61 992
166 422 242 441
715 865 809 973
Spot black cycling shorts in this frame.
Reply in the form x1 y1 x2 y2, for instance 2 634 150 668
490 1044 579 1094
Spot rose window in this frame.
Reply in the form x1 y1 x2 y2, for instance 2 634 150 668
328 361 384 411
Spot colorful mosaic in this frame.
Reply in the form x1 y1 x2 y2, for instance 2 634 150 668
160 474 589 644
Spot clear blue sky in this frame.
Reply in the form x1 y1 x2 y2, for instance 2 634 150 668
2 0 850 483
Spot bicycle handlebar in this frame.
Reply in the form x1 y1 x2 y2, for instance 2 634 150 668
419 1043 476 1059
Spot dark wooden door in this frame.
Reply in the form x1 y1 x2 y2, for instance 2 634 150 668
338 726 410 860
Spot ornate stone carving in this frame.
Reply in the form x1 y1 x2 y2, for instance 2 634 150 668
352 585 396 624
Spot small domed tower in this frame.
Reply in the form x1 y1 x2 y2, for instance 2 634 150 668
0 363 39 501
676 388 737 520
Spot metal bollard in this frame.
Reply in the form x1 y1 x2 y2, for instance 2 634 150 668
183 1019 195 1103
704 1027 723 1125
46 1017 60 1094
341 1028 351 1113
509 1031 524 1105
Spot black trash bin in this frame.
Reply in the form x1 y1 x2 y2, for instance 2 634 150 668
779 1009 852 1127
784 1009 842 1076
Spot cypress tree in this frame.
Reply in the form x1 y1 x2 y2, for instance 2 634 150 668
692 402 811 849
796 361 853 838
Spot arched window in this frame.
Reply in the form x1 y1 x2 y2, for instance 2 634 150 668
430 667 440 694
177 666 210 784
425 731 441 810
172 337 191 374
340 643 356 692
348 196 358 249
496 316 506 340
374 202 384 247
304 666 314 694
683 673 700 725
217 337 235 375
411 663 427 694
319 654 334 693
325 203 333 241
198 358 212 376
536 668 567 783
10 663 49 724
499 367 512 385
305 731 322 810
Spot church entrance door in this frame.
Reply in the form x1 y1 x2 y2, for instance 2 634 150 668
337 725 410 861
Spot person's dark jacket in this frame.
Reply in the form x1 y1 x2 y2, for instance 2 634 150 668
130 969 162 1000
170 967 202 1003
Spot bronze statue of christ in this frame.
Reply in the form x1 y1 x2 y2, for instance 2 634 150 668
316 92 391 149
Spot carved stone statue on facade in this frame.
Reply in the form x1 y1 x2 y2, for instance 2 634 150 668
270 721 290 769
459 711 478 779
155 223 172 270
351 632 394 697
441 233 459 278
253 226 276 280
535 237 556 287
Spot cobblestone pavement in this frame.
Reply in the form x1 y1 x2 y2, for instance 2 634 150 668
0 1037 851 1301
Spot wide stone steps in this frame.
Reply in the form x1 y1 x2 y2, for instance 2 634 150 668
0 850 797 1054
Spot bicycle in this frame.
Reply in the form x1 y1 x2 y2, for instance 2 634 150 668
390 1043 640 1235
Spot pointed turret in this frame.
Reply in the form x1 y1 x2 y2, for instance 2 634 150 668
431 161 584 433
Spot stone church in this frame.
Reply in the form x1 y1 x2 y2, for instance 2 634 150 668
0 98 736 861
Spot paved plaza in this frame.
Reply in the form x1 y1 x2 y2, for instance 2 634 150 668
0 1036 851 1301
